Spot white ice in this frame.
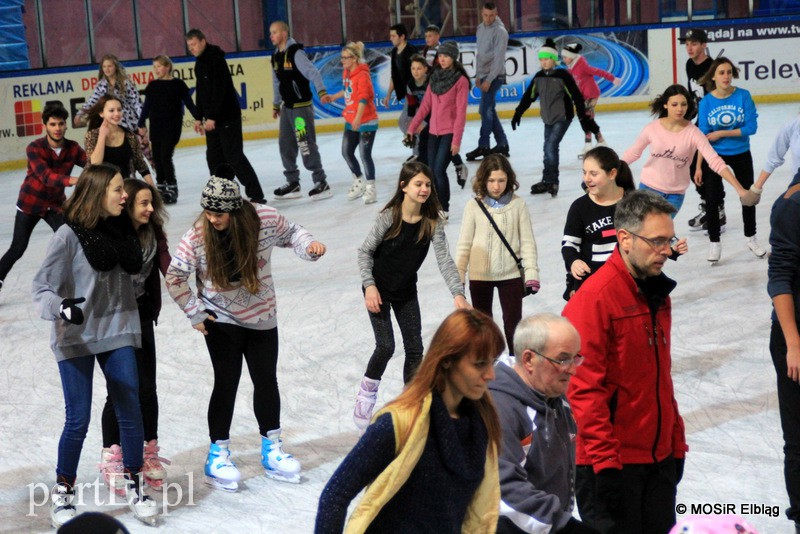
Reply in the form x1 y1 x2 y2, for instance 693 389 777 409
0 102 796 533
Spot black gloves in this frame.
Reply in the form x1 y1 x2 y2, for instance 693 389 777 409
560 517 601 534
511 109 523 130
595 468 623 514
203 309 218 331
675 457 685 484
402 133 416 149
59 297 86 325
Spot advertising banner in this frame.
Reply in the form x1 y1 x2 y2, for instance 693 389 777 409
0 53 273 168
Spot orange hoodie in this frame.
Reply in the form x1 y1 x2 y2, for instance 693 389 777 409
343 63 378 130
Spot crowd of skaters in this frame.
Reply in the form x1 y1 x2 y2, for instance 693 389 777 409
0 2 799 533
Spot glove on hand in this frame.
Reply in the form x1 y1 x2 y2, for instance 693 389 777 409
595 468 624 515
203 309 218 331
511 109 523 130
402 134 417 149
59 297 86 325
525 280 541 296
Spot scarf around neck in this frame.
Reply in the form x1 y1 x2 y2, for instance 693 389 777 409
430 67 464 95
68 213 143 273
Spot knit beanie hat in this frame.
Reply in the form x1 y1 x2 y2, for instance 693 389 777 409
438 41 459 60
538 38 558 61
561 43 582 59
201 175 243 213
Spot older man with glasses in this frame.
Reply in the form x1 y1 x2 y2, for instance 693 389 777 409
562 189 688 534
490 313 599 534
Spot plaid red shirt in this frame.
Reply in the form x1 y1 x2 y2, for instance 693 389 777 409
17 137 87 217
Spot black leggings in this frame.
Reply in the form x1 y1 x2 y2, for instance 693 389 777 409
102 306 158 446
150 123 182 185
203 323 280 441
0 209 63 281
703 150 755 242
365 296 423 384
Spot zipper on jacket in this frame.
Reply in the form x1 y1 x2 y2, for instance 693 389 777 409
650 311 663 463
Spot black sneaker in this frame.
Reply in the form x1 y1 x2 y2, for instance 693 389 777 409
309 181 333 201
491 144 510 157
273 182 302 200
530 180 559 197
466 146 492 161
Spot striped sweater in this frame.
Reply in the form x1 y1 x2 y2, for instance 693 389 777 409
561 194 618 297
166 204 317 330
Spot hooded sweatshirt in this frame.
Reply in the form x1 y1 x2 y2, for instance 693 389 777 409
489 362 578 533
475 17 508 83
342 63 378 132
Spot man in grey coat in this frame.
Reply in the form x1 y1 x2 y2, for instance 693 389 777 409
490 313 599 534
466 2 509 161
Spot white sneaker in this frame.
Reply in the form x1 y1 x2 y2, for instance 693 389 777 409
708 242 722 263
747 236 768 258
347 175 366 200
99 445 126 496
363 182 377 204
50 482 76 528
261 429 301 484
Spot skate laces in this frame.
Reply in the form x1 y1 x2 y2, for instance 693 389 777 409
144 441 171 469
211 446 237 469
98 446 124 479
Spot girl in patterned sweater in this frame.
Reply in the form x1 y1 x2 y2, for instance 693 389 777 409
354 161 469 432
455 154 539 354
166 171 326 489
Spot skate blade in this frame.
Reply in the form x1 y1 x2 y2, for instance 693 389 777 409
310 190 333 201
205 476 239 492
264 469 301 484
274 192 303 200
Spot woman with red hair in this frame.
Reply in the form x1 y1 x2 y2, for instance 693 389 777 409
316 308 504 533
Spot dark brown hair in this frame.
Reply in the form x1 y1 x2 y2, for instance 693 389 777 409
382 161 442 243
124 179 168 249
200 202 261 294
86 95 123 131
649 84 696 119
698 56 740 92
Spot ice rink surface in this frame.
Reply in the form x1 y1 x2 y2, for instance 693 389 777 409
0 102 797 532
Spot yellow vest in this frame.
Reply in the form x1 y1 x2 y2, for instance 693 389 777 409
344 393 500 534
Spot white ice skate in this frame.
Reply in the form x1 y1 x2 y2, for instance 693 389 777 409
143 439 171 490
98 445 127 496
578 142 592 159
125 472 159 526
50 482 76 529
261 430 301 484
347 175 366 200
205 440 241 492
363 182 377 204
354 376 380 432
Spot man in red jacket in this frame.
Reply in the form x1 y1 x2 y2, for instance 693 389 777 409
562 190 688 534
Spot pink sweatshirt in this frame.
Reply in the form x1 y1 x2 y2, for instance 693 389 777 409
568 55 614 101
407 74 469 148
622 120 728 194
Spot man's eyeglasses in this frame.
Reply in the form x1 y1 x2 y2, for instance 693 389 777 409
629 231 679 251
529 349 584 370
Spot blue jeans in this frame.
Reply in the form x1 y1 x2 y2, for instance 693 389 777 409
428 133 453 212
478 78 507 148
341 129 376 182
57 347 143 480
638 183 685 216
543 119 571 184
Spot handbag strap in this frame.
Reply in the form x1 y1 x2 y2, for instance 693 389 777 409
474 198 524 270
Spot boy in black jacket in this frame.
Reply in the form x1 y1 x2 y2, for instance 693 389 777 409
511 38 586 197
